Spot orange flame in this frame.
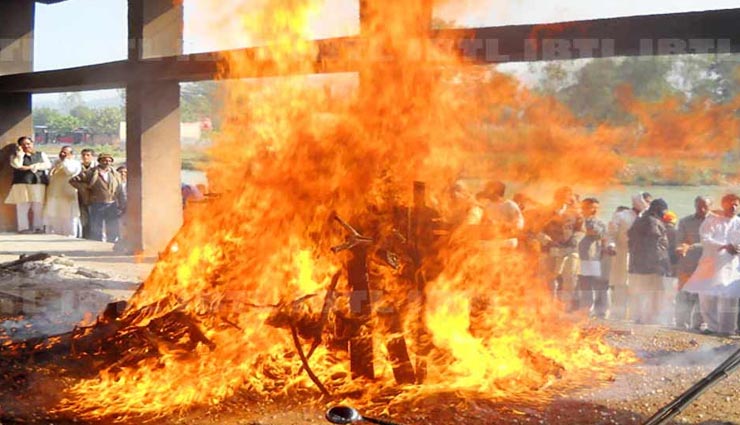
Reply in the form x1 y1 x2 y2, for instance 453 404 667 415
58 0 635 420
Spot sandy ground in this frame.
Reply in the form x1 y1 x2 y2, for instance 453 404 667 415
0 233 155 282
0 233 156 341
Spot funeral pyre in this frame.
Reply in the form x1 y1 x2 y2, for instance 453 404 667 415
0 0 653 422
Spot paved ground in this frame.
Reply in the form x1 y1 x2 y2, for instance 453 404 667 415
0 233 156 282
0 233 157 340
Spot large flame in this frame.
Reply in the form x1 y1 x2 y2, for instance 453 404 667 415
60 0 636 420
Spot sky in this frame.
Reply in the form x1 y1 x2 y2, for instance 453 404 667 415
32 0 740 102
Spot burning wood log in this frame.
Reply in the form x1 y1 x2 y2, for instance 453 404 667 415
376 303 416 385
0 299 215 375
265 294 322 339
330 209 423 385
409 181 437 384
330 213 376 381
347 245 375 381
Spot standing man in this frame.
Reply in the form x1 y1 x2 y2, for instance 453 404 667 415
674 196 711 331
78 148 95 239
541 186 584 311
116 165 127 193
43 146 83 237
606 192 652 320
575 198 608 317
683 194 740 336
475 181 524 249
627 199 670 324
4 136 51 233
69 153 126 242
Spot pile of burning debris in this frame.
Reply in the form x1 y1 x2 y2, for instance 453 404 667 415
0 180 622 423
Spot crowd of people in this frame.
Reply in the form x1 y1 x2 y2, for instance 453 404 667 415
6 135 740 335
5 135 207 248
454 180 740 337
4 136 127 242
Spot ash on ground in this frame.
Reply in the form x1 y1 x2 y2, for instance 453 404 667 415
0 254 138 342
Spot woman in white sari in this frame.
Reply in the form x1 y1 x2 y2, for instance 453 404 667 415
43 146 82 237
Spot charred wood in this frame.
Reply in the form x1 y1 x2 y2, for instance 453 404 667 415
0 253 51 270
348 246 374 381
376 304 416 385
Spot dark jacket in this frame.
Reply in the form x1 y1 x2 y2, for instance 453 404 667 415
70 167 126 208
627 213 670 275
676 214 705 277
12 152 49 185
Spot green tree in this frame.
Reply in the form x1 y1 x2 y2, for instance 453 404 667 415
59 92 83 113
33 107 63 127
545 57 677 125
558 58 628 124
617 57 675 101
47 114 82 133
70 105 96 128
89 107 124 135
533 62 570 95
676 55 740 104
181 81 219 123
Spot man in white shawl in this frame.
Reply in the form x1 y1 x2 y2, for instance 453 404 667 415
606 191 651 320
43 146 82 237
683 194 740 336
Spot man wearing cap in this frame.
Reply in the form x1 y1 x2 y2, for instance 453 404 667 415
69 153 126 242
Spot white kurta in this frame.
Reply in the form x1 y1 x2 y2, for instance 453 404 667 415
683 213 740 297
4 152 52 204
607 208 638 287
43 158 82 236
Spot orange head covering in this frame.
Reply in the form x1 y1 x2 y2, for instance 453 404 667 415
663 210 678 225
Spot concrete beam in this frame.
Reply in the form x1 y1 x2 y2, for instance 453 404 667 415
125 81 181 252
451 7 740 63
124 0 182 254
0 40 357 93
0 1 34 76
142 0 184 59
0 7 738 95
0 1 34 232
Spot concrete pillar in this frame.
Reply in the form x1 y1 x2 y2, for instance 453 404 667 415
125 0 182 253
0 1 34 232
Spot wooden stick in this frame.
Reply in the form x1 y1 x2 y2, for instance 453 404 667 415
290 322 331 398
0 253 51 270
